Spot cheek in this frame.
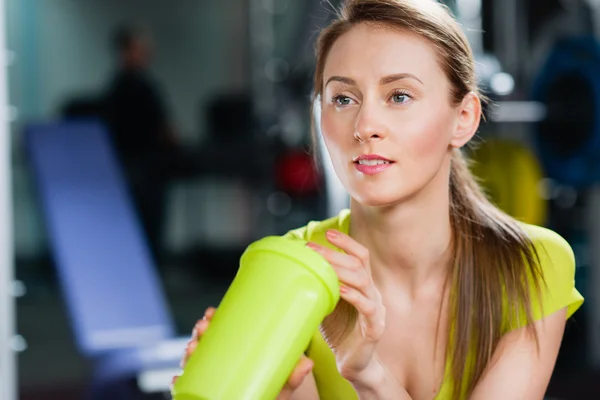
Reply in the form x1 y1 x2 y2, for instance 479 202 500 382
400 106 454 162
321 111 352 162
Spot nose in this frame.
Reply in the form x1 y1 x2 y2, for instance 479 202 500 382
354 101 388 142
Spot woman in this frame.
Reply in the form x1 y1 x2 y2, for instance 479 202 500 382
176 0 584 398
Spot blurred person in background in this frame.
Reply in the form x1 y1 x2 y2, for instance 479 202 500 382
104 22 180 264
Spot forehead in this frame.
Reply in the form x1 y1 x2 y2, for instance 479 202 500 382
323 23 445 86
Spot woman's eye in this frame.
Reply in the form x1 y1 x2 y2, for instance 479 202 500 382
334 96 352 106
391 93 410 103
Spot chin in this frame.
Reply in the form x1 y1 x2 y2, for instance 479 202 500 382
349 186 410 208
346 169 430 208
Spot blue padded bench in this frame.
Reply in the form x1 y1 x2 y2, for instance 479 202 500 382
25 120 187 399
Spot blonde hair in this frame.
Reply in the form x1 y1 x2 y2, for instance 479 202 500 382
311 1 543 398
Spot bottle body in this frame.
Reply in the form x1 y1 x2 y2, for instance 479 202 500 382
172 236 339 400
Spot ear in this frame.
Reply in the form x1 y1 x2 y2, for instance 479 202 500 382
450 92 481 148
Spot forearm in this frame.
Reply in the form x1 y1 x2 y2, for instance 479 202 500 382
349 362 412 400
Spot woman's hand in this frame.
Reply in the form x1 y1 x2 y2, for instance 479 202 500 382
306 229 387 386
171 307 315 400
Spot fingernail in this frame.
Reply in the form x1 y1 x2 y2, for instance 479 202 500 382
190 328 197 340
304 361 314 374
306 242 321 251
340 285 349 293
326 229 340 239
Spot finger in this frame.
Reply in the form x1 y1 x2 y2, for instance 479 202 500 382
306 242 361 269
339 285 385 341
278 356 314 399
171 374 181 387
190 308 216 340
203 307 216 321
183 317 211 368
193 319 210 339
306 242 372 297
170 374 179 394
325 230 372 274
181 339 198 368
287 355 313 388
332 263 372 298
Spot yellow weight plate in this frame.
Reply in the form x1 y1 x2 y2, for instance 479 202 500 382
469 139 547 226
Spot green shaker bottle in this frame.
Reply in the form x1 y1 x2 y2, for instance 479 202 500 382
171 236 340 400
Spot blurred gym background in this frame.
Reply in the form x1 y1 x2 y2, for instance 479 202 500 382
1 0 599 398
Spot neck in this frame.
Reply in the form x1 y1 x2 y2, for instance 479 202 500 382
349 161 454 296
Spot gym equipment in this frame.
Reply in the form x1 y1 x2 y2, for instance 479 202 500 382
532 36 600 188
275 149 321 196
25 120 187 398
469 139 547 226
173 236 339 400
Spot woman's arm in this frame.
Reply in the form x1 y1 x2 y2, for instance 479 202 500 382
469 307 567 400
349 360 412 400
307 231 413 400
290 364 411 400
349 308 566 400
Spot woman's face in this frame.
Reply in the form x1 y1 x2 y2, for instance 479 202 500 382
320 23 475 207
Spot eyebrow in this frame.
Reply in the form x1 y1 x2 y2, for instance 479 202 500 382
380 73 423 85
325 73 423 87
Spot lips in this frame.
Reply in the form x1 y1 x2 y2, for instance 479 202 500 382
353 154 395 175
353 154 393 163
